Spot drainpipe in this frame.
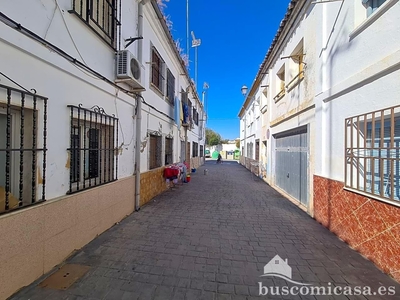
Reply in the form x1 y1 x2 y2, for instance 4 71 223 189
135 0 144 211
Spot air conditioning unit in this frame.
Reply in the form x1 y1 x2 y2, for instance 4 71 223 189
116 50 145 91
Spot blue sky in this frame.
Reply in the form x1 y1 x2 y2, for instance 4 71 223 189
164 1 290 140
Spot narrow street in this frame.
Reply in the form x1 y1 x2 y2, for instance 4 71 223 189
12 161 400 300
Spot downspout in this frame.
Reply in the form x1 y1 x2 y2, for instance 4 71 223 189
135 0 144 211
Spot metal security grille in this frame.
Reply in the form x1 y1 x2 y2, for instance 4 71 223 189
69 0 119 47
67 104 118 194
165 137 173 165
192 142 198 157
149 134 162 169
166 70 175 105
0 84 47 214
275 127 308 206
151 48 164 92
345 105 400 202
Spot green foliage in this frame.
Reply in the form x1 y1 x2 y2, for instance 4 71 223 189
235 139 240 148
205 128 222 146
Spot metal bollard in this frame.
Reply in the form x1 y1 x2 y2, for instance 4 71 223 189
204 169 208 175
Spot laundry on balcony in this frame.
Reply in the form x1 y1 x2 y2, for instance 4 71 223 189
182 102 189 125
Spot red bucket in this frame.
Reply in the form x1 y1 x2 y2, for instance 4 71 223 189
186 175 191 182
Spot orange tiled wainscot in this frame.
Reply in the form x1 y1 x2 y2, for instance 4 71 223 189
314 175 400 282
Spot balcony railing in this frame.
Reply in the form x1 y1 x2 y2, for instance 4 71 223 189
69 0 120 48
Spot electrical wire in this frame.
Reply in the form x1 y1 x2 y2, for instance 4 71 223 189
1 11 180 134
138 94 174 121
113 89 136 148
44 3 58 39
0 11 136 97
54 0 91 67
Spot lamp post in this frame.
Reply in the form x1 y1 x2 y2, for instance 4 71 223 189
241 85 248 158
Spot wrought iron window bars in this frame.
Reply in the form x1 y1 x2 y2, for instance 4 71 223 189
0 84 47 214
69 0 120 48
67 104 118 194
345 104 400 202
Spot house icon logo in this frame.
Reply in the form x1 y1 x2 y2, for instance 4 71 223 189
261 255 310 285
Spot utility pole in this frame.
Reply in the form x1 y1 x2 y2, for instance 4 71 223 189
186 0 189 64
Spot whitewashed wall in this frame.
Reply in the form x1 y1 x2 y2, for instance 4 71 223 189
0 0 137 200
314 0 400 180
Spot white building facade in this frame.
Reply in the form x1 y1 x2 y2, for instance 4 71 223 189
240 0 316 211
0 0 204 298
313 0 400 282
239 88 261 163
240 0 400 282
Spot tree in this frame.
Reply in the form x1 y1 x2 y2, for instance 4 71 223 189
206 128 222 146
235 139 240 149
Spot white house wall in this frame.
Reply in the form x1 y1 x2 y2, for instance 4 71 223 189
1 0 118 80
0 3 137 200
315 0 400 180
138 3 204 171
254 0 317 212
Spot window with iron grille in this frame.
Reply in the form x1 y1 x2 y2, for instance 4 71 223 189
0 84 47 214
255 140 260 161
188 100 192 125
345 105 400 203
165 137 173 165
166 69 175 105
200 145 204 157
67 104 118 194
193 108 199 125
151 48 164 93
69 0 119 48
181 88 188 104
149 134 162 169
192 142 198 157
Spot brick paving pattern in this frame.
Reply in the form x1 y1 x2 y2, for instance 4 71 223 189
11 160 400 299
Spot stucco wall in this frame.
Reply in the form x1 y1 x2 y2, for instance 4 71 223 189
314 0 400 180
0 17 136 201
314 175 400 282
0 177 135 299
315 67 400 181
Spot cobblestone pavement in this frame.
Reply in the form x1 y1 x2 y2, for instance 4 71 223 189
11 160 400 300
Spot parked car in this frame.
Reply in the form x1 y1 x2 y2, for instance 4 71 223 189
205 149 211 158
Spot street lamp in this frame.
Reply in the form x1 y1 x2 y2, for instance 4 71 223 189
241 85 248 158
241 85 248 97
191 31 201 90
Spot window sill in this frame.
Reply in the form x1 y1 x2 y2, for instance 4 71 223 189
343 186 400 208
286 73 304 92
273 91 286 103
349 0 399 40
150 83 164 98
260 104 268 114
165 97 175 106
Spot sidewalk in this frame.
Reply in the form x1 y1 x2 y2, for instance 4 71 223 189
11 160 400 299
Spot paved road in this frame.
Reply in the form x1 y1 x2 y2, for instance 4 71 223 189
12 161 400 299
